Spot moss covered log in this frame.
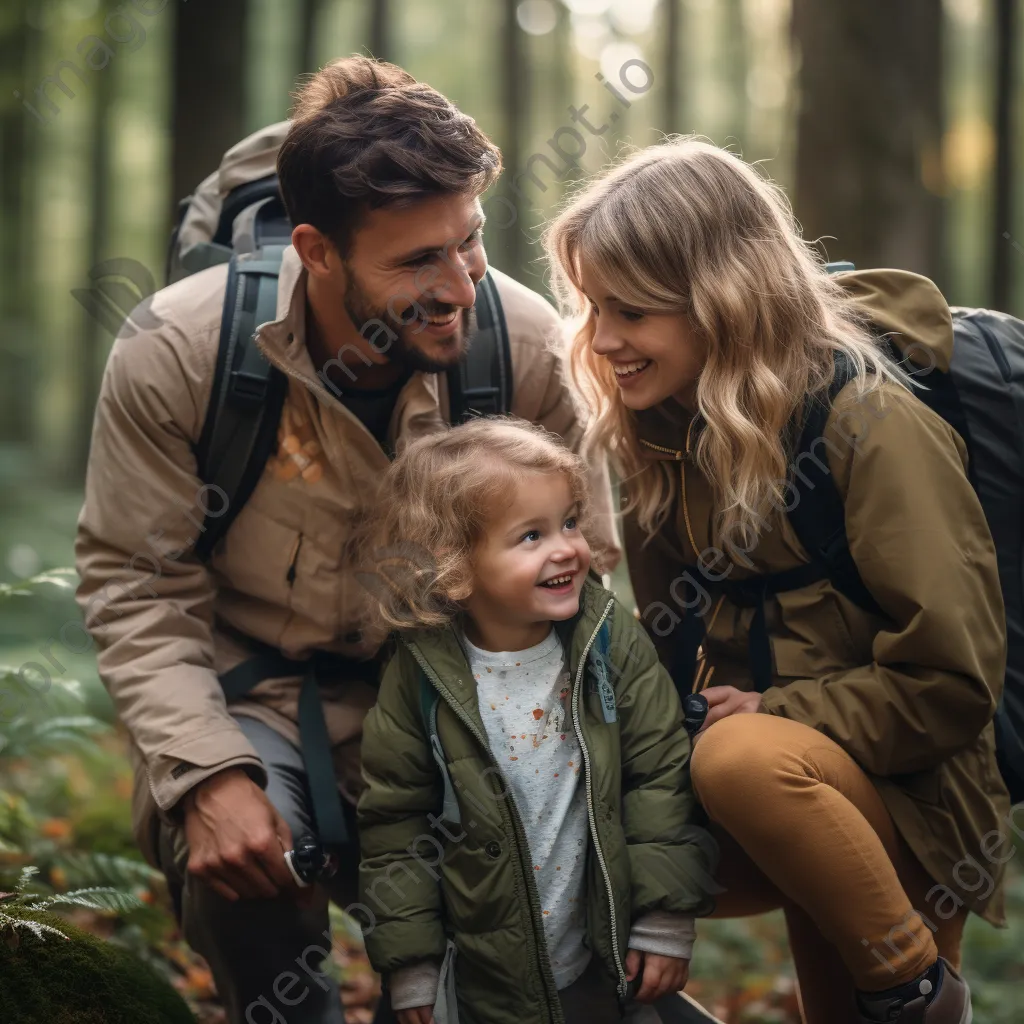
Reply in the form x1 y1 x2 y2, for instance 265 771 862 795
0 907 195 1024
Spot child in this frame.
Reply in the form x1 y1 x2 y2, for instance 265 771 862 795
354 418 715 1024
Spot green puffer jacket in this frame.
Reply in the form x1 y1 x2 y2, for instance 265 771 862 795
355 580 716 1024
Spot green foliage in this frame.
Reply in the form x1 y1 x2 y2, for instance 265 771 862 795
0 573 194 1021
0 905 195 1024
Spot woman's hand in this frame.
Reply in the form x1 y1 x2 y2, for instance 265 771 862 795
625 949 690 1002
698 685 763 733
396 1007 434 1024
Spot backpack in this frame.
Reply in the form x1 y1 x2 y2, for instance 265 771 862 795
675 263 1024 805
164 124 513 561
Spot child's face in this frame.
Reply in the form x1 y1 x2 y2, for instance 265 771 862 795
579 262 706 411
463 471 592 645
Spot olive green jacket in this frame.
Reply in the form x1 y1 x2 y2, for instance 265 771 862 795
627 269 1012 927
356 581 716 1024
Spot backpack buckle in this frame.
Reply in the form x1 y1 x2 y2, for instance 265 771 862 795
228 368 270 408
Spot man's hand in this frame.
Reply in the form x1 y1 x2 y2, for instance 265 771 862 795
625 949 690 1002
698 685 763 733
182 767 297 902
396 1008 434 1024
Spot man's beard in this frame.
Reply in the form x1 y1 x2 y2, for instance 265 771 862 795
343 268 472 374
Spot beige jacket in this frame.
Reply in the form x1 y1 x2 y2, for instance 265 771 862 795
74 244 619 865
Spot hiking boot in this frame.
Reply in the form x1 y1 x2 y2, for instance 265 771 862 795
857 958 972 1024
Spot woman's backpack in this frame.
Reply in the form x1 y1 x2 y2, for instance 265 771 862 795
673 270 1024 804
790 302 1024 804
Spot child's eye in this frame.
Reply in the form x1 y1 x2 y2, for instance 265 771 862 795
521 529 541 543
564 517 578 531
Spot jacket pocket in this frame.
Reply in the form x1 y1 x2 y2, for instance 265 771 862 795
433 940 459 1024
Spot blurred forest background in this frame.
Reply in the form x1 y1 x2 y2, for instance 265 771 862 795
1 1 1023 1021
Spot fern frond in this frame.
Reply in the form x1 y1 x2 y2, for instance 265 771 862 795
15 866 39 893
30 887 141 914
0 910 70 942
55 851 159 890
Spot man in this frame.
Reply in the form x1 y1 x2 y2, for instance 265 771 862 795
75 56 618 1024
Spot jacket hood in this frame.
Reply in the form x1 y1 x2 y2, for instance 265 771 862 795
833 268 954 372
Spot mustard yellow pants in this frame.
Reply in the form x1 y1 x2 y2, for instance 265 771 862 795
690 713 967 1024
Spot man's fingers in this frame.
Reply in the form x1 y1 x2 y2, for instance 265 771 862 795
204 875 241 902
273 809 294 855
220 845 283 899
255 825 297 891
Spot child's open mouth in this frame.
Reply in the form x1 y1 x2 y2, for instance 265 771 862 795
538 572 575 594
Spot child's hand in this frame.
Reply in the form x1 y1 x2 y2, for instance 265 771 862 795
396 1008 434 1024
625 949 690 1002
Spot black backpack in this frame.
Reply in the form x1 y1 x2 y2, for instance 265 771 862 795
166 169 512 562
676 265 1024 805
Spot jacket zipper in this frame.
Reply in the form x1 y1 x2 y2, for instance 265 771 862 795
286 533 303 586
638 438 684 460
570 597 628 999
401 640 564 1022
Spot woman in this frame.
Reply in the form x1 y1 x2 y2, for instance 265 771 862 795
544 138 1011 1024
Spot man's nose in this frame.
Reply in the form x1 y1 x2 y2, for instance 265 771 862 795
435 245 485 308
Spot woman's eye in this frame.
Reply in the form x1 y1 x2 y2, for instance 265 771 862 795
620 309 645 322
564 517 578 531
589 303 599 318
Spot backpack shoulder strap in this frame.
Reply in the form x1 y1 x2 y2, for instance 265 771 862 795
786 352 885 617
447 270 513 423
587 617 617 724
193 245 288 560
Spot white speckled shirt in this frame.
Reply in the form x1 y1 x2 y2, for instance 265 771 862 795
465 629 591 990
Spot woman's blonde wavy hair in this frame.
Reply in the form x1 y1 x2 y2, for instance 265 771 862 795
357 418 597 631
544 137 904 547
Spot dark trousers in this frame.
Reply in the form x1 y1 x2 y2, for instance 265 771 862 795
158 714 373 1024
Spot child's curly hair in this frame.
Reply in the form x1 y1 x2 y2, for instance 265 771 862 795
356 417 601 631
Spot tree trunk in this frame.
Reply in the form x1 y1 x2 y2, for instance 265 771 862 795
170 0 249 226
0 1 37 443
992 0 1018 310
369 0 391 63
661 0 682 136
73 9 115 481
298 0 322 75
496 0 526 281
792 0 945 285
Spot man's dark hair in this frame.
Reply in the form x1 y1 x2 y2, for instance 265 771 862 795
278 56 502 256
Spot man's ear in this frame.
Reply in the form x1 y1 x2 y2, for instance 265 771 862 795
291 223 337 279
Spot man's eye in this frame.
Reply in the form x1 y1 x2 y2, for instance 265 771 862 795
564 517 578 531
458 230 482 252
521 530 540 543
